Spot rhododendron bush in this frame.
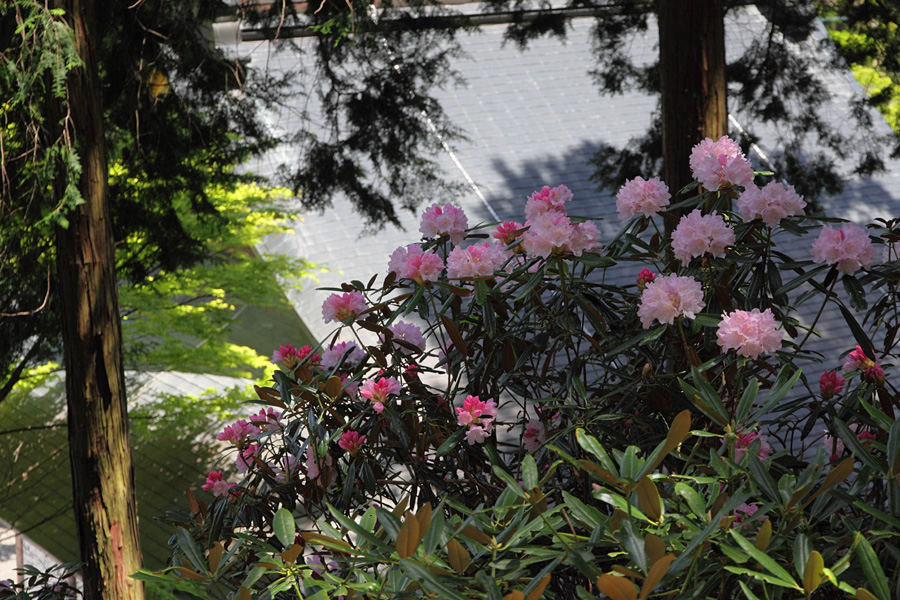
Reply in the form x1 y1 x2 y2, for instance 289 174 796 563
126 139 900 600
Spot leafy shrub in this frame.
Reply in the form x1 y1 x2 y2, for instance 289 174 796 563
135 139 900 600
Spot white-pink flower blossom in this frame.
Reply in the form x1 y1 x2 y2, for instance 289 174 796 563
322 291 369 323
360 376 402 413
388 244 445 285
637 274 705 329
217 419 260 445
524 185 573 221
733 432 772 462
811 223 875 275
716 308 783 359
420 204 468 245
736 182 806 227
689 136 754 191
671 209 735 264
320 341 366 370
305 446 333 489
446 241 507 278
381 321 426 355
616 176 671 221
456 395 498 445
523 420 546 452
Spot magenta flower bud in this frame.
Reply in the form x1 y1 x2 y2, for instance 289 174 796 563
819 370 846 400
864 364 885 386
637 268 656 291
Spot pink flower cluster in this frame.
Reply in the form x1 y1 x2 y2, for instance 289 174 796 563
305 445 333 489
446 241 507 278
322 291 369 324
523 419 546 452
360 376 401 413
217 419 259 446
811 223 874 275
320 341 366 370
637 274 705 329
388 244 445 285
819 370 845 400
338 430 366 457
270 455 299 483
236 444 258 473
732 503 760 526
272 344 319 368
733 431 772 462
456 395 498 445
716 308 783 359
381 321 426 355
842 345 885 386
420 203 468 245
689 136 754 191
202 470 236 497
525 185 573 221
514 185 601 259
494 221 526 249
736 182 806 227
671 209 735 264
250 407 282 432
616 176 671 222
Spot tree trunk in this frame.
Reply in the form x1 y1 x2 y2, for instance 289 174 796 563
54 0 145 598
658 0 727 221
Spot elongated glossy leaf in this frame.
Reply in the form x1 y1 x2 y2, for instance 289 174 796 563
635 477 662 523
397 511 421 558
596 573 637 600
400 558 469 600
176 527 206 573
273 508 295 549
802 551 824 594
618 521 648 574
855 535 889 600
522 454 539 490
576 429 618 475
640 555 675 600
839 304 876 360
446 538 470 574
674 483 707 519
730 530 800 589
327 503 390 551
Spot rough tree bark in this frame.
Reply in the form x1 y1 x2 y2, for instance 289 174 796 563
658 0 727 219
53 0 145 597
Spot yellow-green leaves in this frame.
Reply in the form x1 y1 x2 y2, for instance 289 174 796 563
802 551 824 594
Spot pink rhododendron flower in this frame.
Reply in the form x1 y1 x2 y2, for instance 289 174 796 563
272 344 320 368
637 274 704 329
305 445 334 489
446 241 506 278
858 429 877 446
819 370 845 400
523 420 546 452
388 244 445 285
270 455 299 483
733 432 772 462
636 268 655 291
616 176 671 221
567 220 602 256
843 345 877 373
864 364 886 386
689 136 754 191
456 395 498 445
217 419 260 445
736 182 806 227
381 321 426 355
823 432 844 462
236 444 258 473
732 503 760 526
671 209 735 264
202 470 236 497
716 308 783 359
523 212 573 258
322 291 368 324
360 376 401 413
338 430 367 457
321 341 366 370
494 221 526 249
524 185 573 221
420 204 468 245
811 224 875 275
340 373 359 398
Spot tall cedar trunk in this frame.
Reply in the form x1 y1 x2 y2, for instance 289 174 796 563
658 0 727 225
53 0 145 598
